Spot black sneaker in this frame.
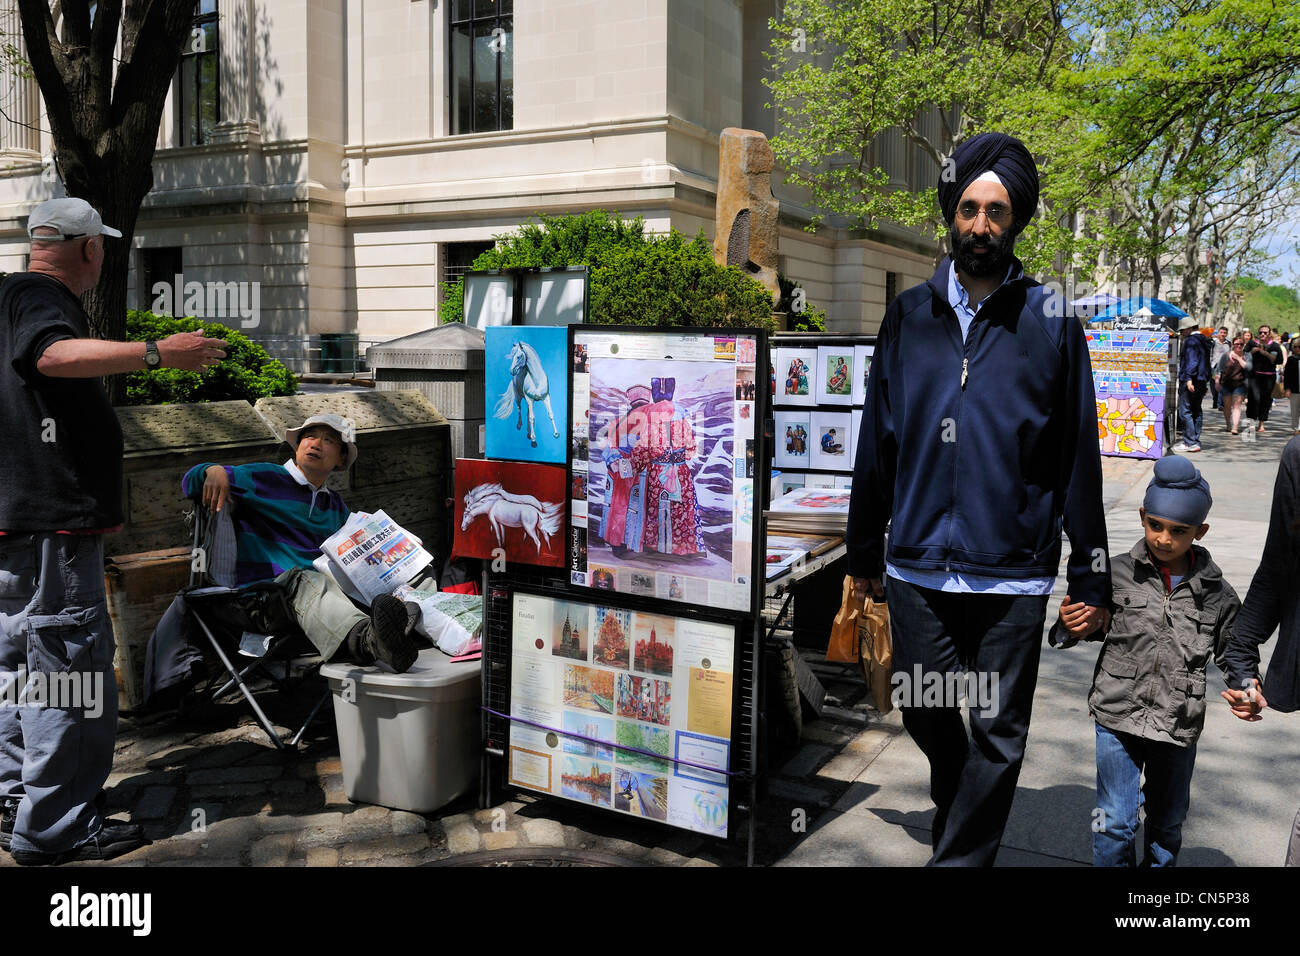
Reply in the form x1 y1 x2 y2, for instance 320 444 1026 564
365 595 418 673
10 819 149 866
0 799 16 852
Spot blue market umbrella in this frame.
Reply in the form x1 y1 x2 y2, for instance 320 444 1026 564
1089 297 1189 322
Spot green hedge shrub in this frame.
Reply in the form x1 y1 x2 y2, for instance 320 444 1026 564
122 310 298 406
439 209 786 331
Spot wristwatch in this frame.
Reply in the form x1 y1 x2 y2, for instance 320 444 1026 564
144 340 161 368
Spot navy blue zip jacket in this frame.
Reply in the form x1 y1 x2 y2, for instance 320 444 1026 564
847 256 1112 609
1177 331 1211 383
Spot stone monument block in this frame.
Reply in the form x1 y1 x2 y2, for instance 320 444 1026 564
713 127 781 298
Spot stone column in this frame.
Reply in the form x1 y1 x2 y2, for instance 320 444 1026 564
0 0 40 156
210 0 261 143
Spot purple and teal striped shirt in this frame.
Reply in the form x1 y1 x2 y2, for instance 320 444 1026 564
182 460 350 586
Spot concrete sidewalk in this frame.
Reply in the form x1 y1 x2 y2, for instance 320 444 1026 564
778 418 1300 867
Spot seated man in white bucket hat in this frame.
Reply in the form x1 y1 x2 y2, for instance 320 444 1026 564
146 414 421 707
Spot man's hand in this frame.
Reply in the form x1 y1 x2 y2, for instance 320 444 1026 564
202 465 231 513
851 576 884 606
1059 595 1109 637
1186 380 1194 392
157 330 228 371
1221 679 1267 721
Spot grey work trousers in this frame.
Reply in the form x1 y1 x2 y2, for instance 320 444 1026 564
275 567 368 660
0 533 116 854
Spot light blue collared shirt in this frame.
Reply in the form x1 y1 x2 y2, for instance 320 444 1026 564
886 260 1054 596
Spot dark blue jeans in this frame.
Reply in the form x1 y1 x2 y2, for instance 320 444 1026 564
887 576 1050 866
1177 380 1207 446
1093 722 1197 867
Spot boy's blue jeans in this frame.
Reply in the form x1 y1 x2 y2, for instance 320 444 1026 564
1094 722 1198 867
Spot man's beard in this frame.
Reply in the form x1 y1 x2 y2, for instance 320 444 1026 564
949 223 1016 279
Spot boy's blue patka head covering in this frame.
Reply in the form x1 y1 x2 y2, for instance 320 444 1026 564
1144 456 1212 526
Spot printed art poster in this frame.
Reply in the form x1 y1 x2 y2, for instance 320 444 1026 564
485 325 569 464
773 347 818 407
1086 329 1167 460
569 328 759 614
453 458 567 568
508 592 734 837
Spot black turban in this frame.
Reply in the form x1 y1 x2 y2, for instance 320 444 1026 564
937 132 1040 234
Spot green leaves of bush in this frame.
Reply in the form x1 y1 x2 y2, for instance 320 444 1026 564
440 209 781 330
122 310 298 406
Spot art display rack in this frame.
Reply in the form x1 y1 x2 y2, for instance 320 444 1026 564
769 332 877 494
478 325 772 864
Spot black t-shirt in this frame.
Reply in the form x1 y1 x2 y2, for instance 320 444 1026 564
1246 338 1285 376
0 272 124 530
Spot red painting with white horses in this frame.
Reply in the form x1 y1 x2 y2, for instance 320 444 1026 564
452 459 568 568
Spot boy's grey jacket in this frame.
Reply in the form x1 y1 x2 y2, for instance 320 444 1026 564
1050 539 1240 747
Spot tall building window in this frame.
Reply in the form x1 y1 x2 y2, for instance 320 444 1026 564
178 0 220 146
450 0 513 134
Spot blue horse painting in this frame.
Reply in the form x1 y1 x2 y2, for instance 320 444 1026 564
485 326 568 464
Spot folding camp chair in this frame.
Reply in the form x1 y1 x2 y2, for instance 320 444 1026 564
182 496 332 749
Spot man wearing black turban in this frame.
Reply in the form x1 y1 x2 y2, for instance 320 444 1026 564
847 131 1111 866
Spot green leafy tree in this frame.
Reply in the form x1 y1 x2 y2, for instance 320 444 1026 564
122 311 297 406
764 0 1077 271
12 0 211 403
1235 277 1300 335
440 210 781 331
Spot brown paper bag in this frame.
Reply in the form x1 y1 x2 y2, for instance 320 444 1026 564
859 596 894 715
825 575 862 663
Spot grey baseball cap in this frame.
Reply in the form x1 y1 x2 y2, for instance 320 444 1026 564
27 197 123 240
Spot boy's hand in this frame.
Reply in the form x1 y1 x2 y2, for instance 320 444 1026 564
1059 596 1108 636
1221 679 1267 721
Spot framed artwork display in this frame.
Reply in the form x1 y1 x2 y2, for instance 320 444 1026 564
774 410 812 471
452 458 567 568
568 326 765 615
809 410 852 471
507 590 735 837
485 325 569 464
773 347 818 406
815 345 855 406
851 344 875 405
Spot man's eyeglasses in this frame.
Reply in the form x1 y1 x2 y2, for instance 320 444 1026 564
955 202 1012 226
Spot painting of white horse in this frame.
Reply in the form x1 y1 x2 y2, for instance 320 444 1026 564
460 482 563 554
495 340 561 448
485 327 568 464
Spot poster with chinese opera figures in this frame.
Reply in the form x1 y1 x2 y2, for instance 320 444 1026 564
568 327 763 615
507 590 735 837
1086 329 1168 460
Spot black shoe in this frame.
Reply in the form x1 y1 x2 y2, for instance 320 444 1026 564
10 820 149 866
0 798 16 852
365 595 418 673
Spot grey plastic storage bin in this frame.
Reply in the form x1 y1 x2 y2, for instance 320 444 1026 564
321 648 481 814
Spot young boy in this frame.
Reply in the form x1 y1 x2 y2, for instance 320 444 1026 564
1050 456 1240 866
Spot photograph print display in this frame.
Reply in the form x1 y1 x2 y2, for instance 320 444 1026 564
774 410 811 470
485 325 568 464
453 458 567 568
571 328 760 614
815 345 854 406
810 411 853 471
852 344 875 405
774 347 818 407
508 591 736 837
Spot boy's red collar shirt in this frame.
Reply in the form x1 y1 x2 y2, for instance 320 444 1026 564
1145 543 1194 592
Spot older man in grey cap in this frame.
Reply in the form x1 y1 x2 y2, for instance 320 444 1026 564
0 197 228 865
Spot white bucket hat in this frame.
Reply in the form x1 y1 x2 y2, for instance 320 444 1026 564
285 413 358 470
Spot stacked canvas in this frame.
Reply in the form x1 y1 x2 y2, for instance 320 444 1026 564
765 487 852 534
